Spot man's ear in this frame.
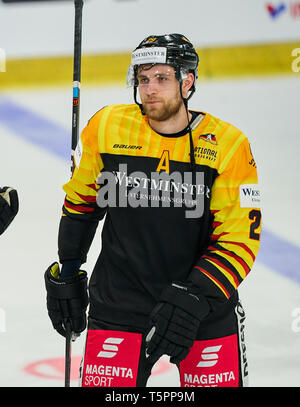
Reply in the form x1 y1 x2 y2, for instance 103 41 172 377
181 73 195 98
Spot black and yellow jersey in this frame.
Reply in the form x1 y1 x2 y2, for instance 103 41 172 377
59 104 261 328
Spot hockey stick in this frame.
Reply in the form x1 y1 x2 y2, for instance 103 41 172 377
63 0 84 388
71 0 84 175
64 319 72 388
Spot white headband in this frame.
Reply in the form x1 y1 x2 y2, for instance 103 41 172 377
131 47 167 66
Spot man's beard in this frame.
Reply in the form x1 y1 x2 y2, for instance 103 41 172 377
142 94 182 122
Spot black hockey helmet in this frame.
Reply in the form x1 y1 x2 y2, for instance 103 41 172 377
128 34 199 172
127 33 199 100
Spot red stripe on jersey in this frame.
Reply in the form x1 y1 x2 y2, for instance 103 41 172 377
194 266 230 299
220 241 256 262
207 246 250 275
212 221 223 229
202 255 240 287
64 199 95 213
76 192 97 203
211 232 229 241
87 183 99 192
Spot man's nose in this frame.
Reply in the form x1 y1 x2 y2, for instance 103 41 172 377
145 78 159 93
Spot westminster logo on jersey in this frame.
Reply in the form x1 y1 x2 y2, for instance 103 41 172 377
95 163 208 219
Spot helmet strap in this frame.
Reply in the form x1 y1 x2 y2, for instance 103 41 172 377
134 85 145 115
180 83 196 198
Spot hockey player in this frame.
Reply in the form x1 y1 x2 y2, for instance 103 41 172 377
0 187 18 235
45 34 261 387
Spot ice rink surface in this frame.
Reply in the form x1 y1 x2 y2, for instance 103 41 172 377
0 74 300 387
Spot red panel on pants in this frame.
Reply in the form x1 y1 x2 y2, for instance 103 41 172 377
81 330 142 387
179 334 239 387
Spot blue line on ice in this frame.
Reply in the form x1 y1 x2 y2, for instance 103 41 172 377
0 96 69 160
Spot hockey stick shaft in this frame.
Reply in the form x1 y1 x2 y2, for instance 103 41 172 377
64 320 72 387
71 0 83 175
64 1 84 387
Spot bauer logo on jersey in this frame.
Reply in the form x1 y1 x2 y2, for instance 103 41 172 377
239 184 261 208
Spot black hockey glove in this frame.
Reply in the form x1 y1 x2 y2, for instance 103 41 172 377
0 187 19 235
44 262 89 338
146 283 210 364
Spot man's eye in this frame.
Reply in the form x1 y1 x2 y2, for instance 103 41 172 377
138 77 148 83
157 76 168 81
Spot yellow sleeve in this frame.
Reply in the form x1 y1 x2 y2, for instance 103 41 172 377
62 111 105 221
190 136 261 299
